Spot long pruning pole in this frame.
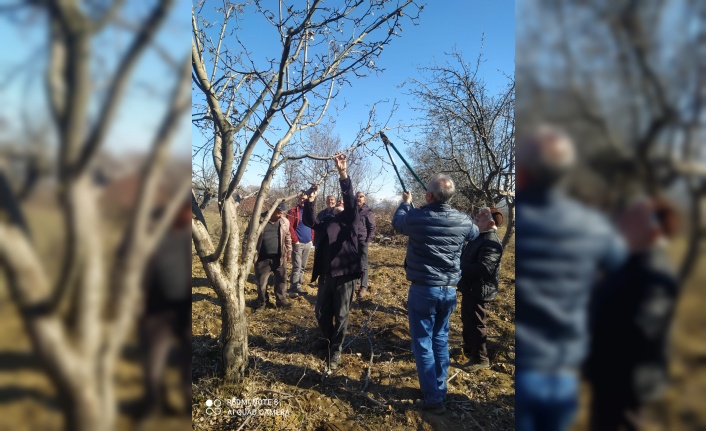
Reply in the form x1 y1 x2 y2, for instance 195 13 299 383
382 137 408 193
379 131 427 191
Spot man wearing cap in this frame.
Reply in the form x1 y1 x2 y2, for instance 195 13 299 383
458 207 504 372
253 203 292 309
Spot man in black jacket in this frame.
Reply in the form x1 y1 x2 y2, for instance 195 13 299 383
458 207 504 372
356 191 376 299
302 153 362 370
585 197 679 431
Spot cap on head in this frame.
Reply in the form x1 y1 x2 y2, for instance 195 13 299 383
489 207 503 226
276 202 287 212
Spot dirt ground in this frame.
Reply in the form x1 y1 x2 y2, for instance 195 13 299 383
191 213 516 431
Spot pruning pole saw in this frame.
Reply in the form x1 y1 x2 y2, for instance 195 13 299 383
379 132 427 207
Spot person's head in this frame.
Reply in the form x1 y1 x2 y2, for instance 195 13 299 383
425 174 455 204
298 192 309 207
334 198 345 215
474 207 504 231
326 195 336 209
270 203 286 222
618 197 679 252
356 192 366 208
516 124 576 190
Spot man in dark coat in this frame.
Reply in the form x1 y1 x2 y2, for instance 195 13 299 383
355 191 376 299
458 206 504 372
585 197 680 431
302 153 362 370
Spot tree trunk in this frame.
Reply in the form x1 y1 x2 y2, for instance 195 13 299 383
502 199 515 248
60 382 113 431
220 281 249 382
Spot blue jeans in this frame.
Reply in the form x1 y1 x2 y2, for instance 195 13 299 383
407 284 457 404
515 370 579 431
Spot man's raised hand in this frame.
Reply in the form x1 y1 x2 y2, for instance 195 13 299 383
334 153 348 178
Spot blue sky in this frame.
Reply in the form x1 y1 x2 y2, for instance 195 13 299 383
0 0 191 159
193 1 515 201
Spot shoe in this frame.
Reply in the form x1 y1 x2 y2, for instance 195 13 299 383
462 359 490 372
414 399 446 415
329 351 341 370
276 301 293 309
288 288 307 298
311 338 330 351
252 301 266 311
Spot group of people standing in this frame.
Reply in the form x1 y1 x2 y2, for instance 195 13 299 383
515 125 680 431
251 153 508 414
392 176 505 414
251 154 376 370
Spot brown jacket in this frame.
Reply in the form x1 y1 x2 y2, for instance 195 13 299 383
254 217 292 267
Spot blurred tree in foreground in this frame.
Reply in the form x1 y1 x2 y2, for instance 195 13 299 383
0 1 190 430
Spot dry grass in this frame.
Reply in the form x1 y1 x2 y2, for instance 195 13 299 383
192 211 516 430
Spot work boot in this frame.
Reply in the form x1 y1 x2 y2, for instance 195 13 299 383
329 351 341 371
289 288 307 298
414 399 446 415
463 358 490 373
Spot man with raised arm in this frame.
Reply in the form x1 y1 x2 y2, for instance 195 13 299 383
302 153 363 371
392 175 479 415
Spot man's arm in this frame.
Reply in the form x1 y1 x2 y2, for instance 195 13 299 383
366 211 376 242
466 219 480 241
392 192 412 234
282 218 292 260
287 208 299 244
333 153 357 224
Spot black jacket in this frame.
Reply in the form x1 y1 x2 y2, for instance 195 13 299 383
458 229 503 302
303 177 362 281
357 203 376 243
585 247 678 403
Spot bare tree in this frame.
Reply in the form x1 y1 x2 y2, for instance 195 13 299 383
191 0 422 382
517 0 706 280
404 49 516 245
0 2 190 431
285 120 379 212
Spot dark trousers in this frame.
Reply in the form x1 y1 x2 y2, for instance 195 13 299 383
590 384 644 431
461 293 488 362
140 306 191 414
315 273 357 353
359 242 370 289
255 256 287 305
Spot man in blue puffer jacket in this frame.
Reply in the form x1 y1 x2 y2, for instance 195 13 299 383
392 175 479 415
515 125 627 431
